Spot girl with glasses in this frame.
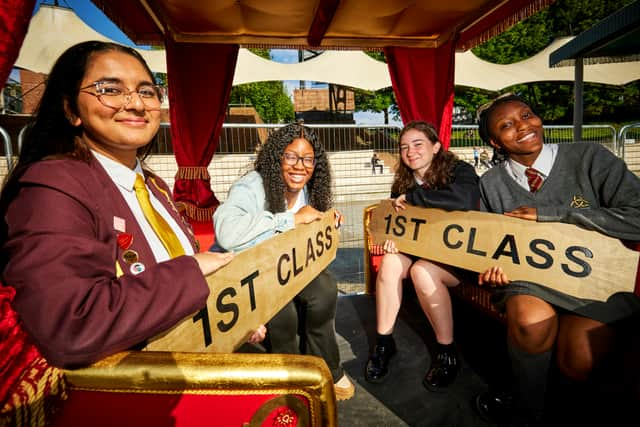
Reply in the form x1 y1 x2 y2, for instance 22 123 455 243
212 123 355 400
0 41 239 369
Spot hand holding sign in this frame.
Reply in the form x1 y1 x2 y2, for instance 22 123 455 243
368 200 639 302
145 209 339 353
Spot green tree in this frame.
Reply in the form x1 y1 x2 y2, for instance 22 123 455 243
354 51 399 124
230 81 294 123
354 87 398 124
229 49 295 123
472 10 552 64
463 0 639 125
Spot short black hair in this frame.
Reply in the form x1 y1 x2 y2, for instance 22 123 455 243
477 93 535 144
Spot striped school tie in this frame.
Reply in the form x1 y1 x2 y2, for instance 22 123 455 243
524 167 543 193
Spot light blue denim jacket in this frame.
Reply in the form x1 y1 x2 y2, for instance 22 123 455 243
212 171 296 252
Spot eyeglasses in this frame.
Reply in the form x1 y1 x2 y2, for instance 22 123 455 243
282 152 316 168
475 92 515 122
80 81 164 111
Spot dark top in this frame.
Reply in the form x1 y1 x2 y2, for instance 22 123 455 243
401 160 480 211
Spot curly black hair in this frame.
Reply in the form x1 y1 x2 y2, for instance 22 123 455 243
391 121 459 195
254 123 333 213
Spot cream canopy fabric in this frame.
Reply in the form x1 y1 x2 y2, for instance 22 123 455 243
14 5 640 91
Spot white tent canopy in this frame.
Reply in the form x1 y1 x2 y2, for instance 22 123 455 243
14 6 166 77
14 5 640 92
454 38 640 90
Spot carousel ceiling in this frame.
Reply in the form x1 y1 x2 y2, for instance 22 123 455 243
90 0 553 51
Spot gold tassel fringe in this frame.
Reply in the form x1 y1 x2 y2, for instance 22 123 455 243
460 0 556 51
176 167 211 180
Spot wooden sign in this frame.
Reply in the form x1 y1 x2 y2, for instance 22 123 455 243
145 209 339 353
368 200 639 302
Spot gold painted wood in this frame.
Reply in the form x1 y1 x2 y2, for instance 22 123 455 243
63 351 337 427
368 200 639 302
145 209 339 353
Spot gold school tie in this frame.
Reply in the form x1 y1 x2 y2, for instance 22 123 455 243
525 167 543 193
134 174 185 258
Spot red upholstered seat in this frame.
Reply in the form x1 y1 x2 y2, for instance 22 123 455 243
54 390 312 427
52 351 336 427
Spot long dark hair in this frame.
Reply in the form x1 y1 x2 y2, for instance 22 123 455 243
0 41 159 247
391 121 458 195
255 123 333 213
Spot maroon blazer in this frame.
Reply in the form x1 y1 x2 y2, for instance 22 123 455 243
2 156 209 368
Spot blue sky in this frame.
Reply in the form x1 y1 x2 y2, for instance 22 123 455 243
34 0 138 47
27 0 392 124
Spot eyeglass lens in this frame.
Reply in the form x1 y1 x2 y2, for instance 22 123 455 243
88 81 163 110
283 152 315 167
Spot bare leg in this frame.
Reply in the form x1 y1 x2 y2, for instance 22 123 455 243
410 260 460 344
556 314 613 382
375 253 413 334
506 295 558 353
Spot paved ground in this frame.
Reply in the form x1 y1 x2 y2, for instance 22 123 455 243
334 292 508 427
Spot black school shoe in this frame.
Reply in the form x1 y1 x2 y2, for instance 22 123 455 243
474 390 515 424
364 338 397 383
423 347 459 392
474 391 544 426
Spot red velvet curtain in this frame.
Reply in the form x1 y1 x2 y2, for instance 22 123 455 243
165 39 239 222
384 40 456 149
0 0 36 91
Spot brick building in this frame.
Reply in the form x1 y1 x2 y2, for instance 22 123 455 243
294 85 355 124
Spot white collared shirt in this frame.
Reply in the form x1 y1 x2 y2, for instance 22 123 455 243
506 144 558 191
286 186 308 214
92 151 194 262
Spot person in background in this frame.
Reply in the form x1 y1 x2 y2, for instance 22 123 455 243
473 146 479 167
0 41 254 369
479 148 492 169
364 120 480 392
372 152 384 174
212 123 355 401
474 93 640 424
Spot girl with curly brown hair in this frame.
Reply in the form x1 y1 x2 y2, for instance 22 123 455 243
213 122 354 400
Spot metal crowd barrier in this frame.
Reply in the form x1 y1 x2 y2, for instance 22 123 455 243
1 126 13 174
618 123 640 174
3 121 638 286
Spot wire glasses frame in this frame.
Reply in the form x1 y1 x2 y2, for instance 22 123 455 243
281 152 316 168
79 81 164 111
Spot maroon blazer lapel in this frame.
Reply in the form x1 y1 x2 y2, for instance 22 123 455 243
89 159 158 273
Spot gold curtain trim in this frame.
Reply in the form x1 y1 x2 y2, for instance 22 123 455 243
176 167 211 180
177 202 217 222
460 0 555 51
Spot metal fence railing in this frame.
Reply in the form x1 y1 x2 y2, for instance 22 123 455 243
145 123 631 253
618 123 640 175
2 121 638 287
1 126 13 174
